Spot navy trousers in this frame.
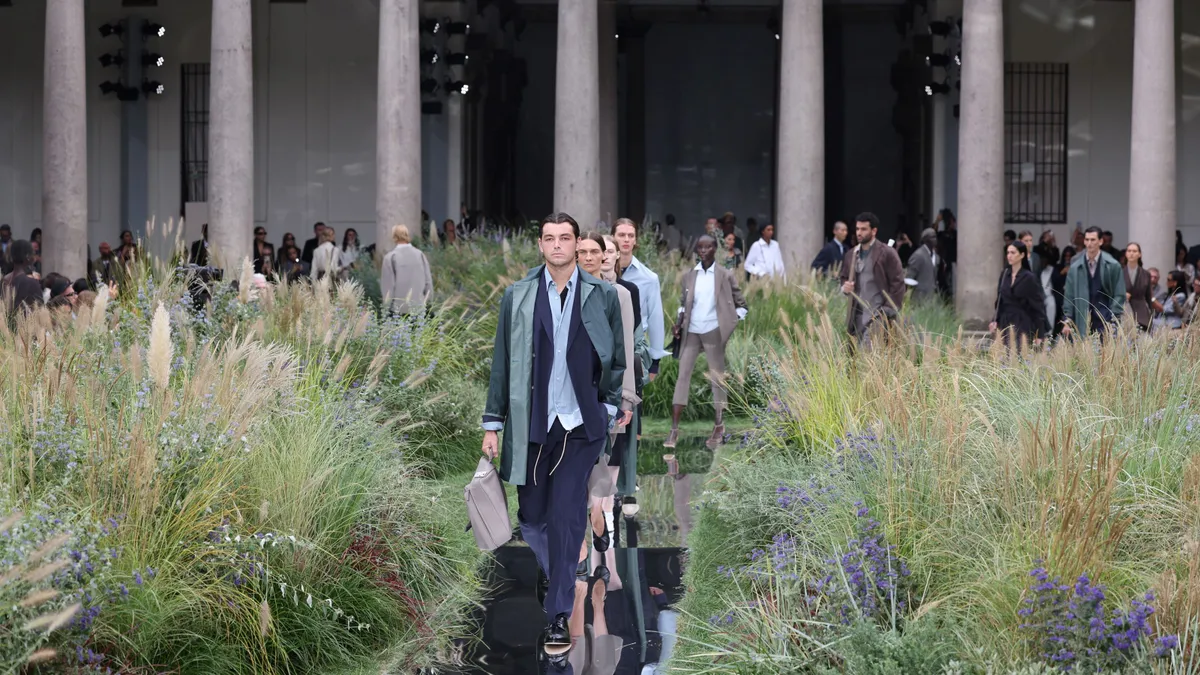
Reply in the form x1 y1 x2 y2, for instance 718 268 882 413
518 419 606 620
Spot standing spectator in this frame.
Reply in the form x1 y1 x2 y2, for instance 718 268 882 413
252 227 275 276
989 241 1049 349
94 242 119 285
904 228 939 301
744 223 786 279
380 225 433 317
719 214 744 253
894 231 914 268
839 213 906 349
301 222 325 264
0 224 12 275
341 228 361 269
311 226 342 282
1 240 43 315
812 221 849 274
1062 226 1125 339
278 245 308 282
664 235 747 450
442 219 458 246
615 218 668 379
1019 231 1041 275
1051 246 1075 336
117 230 138 262
1176 247 1196 283
935 208 957 297
1100 230 1121 260
190 224 210 266
1122 242 1154 332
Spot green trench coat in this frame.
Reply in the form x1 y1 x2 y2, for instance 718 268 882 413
1062 251 1126 332
484 265 626 486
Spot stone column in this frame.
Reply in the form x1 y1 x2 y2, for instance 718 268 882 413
955 0 1004 327
376 0 422 254
776 0 824 273
1128 0 1175 276
598 0 619 226
208 0 254 269
42 0 88 280
554 0 600 225
446 96 464 228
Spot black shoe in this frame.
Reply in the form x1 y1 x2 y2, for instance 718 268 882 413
543 613 571 649
536 631 569 669
592 564 610 590
593 518 610 553
576 558 590 583
537 568 549 606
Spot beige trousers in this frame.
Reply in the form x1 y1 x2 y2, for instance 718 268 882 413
672 329 727 412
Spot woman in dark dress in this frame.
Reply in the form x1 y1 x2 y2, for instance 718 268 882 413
990 241 1050 350
1122 242 1154 332
1051 245 1075 337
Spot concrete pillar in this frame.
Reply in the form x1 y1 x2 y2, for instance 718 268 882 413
598 0 619 226
776 0 824 273
553 0 600 225
208 0 254 269
1128 0 1176 276
446 96 464 229
41 0 88 280
376 0 422 253
955 0 1004 327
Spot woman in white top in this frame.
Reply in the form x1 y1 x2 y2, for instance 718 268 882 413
312 226 342 281
744 223 786 279
340 228 361 269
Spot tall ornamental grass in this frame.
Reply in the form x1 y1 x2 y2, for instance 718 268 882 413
0 258 484 673
672 308 1200 673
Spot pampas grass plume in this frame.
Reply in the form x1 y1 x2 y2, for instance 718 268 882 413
149 302 173 390
90 284 109 328
238 257 254 304
429 220 440 245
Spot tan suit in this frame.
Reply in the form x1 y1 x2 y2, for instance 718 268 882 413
672 263 748 410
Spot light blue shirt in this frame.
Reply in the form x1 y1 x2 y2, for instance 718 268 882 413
621 256 670 360
546 266 583 432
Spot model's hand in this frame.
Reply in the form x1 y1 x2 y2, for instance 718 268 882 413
619 410 633 428
648 373 657 382
842 280 855 295
481 431 499 460
1061 323 1073 337
988 322 998 333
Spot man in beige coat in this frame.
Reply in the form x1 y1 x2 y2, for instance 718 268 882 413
664 235 748 450
381 225 433 316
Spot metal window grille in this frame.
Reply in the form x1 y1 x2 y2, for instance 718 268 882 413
181 63 209 207
1004 62 1068 223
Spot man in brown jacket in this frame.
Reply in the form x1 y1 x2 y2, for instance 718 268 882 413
839 212 906 348
664 235 748 450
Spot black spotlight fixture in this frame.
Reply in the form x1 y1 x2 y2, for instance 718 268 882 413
445 21 470 35
98 53 125 68
448 80 469 95
143 22 166 38
420 18 441 34
420 78 438 94
420 48 439 64
926 53 951 67
100 81 138 101
98 22 123 38
924 81 951 96
444 53 468 66
143 53 165 68
928 20 953 36
955 52 962 66
142 80 165 96
421 101 444 115
99 81 121 95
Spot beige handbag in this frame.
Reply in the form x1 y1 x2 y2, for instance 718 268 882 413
465 456 512 551
589 454 615 498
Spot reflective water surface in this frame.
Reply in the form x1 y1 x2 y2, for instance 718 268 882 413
448 434 714 675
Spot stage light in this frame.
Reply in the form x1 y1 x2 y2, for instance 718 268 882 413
928 20 953 36
445 21 470 35
445 53 468 65
143 22 165 38
98 53 125 68
955 53 962 66
448 80 469 95
421 78 438 94
100 81 138 101
142 80 164 96
925 81 951 96
421 18 441 34
99 81 121 95
421 49 439 65
926 53 951 67
421 101 443 115
143 53 165 68
98 23 123 38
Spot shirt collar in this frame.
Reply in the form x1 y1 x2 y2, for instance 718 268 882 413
543 264 579 291
694 261 716 273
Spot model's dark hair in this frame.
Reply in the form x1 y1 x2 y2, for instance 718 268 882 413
854 212 880 230
580 231 606 251
1126 241 1143 267
1085 226 1104 238
10 240 34 267
540 212 580 238
1009 240 1032 272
